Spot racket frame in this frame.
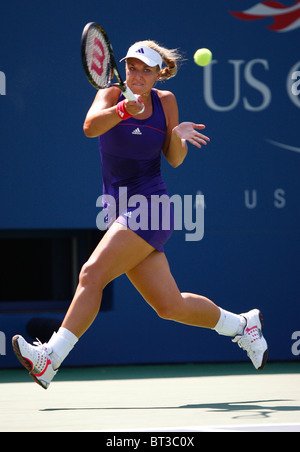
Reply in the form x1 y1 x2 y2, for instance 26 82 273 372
81 22 138 102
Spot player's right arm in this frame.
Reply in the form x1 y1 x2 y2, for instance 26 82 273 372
83 87 144 138
83 86 122 138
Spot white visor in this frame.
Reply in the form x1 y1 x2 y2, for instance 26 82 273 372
120 44 163 69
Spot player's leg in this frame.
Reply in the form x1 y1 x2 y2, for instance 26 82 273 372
127 250 222 329
127 251 268 370
12 222 156 388
61 222 155 338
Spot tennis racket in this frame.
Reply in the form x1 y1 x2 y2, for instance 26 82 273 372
81 22 144 111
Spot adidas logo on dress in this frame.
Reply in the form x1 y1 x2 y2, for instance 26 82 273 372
132 128 142 135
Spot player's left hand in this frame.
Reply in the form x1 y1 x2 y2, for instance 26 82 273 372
173 122 210 149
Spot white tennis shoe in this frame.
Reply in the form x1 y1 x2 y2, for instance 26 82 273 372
232 309 268 370
12 335 58 389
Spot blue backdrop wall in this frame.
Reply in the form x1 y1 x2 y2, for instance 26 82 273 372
0 0 299 367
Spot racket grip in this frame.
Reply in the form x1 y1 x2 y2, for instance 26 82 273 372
123 86 145 114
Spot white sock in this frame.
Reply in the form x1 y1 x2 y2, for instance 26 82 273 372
214 308 246 337
47 327 78 370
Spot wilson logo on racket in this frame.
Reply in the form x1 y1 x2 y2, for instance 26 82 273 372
91 37 106 76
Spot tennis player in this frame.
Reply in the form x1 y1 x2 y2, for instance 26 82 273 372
12 41 268 389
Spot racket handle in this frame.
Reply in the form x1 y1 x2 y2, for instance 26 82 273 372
123 85 145 114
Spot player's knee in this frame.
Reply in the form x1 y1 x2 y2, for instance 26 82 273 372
79 261 106 291
155 303 182 321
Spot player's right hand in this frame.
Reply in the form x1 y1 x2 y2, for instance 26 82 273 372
125 96 145 116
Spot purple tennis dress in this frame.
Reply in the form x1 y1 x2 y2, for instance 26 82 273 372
98 89 174 251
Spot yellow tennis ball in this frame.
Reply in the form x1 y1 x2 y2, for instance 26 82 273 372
194 48 212 67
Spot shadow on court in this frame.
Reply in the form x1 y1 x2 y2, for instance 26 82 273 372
40 399 300 421
1 362 299 432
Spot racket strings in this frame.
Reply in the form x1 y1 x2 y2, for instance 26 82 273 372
86 27 112 88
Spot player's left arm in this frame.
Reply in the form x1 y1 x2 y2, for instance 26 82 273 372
161 91 210 168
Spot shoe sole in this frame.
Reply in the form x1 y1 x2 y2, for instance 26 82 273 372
12 335 47 389
258 311 269 371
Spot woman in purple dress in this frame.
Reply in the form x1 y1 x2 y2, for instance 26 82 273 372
12 41 268 389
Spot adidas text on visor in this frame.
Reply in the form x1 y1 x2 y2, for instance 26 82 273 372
120 44 163 69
